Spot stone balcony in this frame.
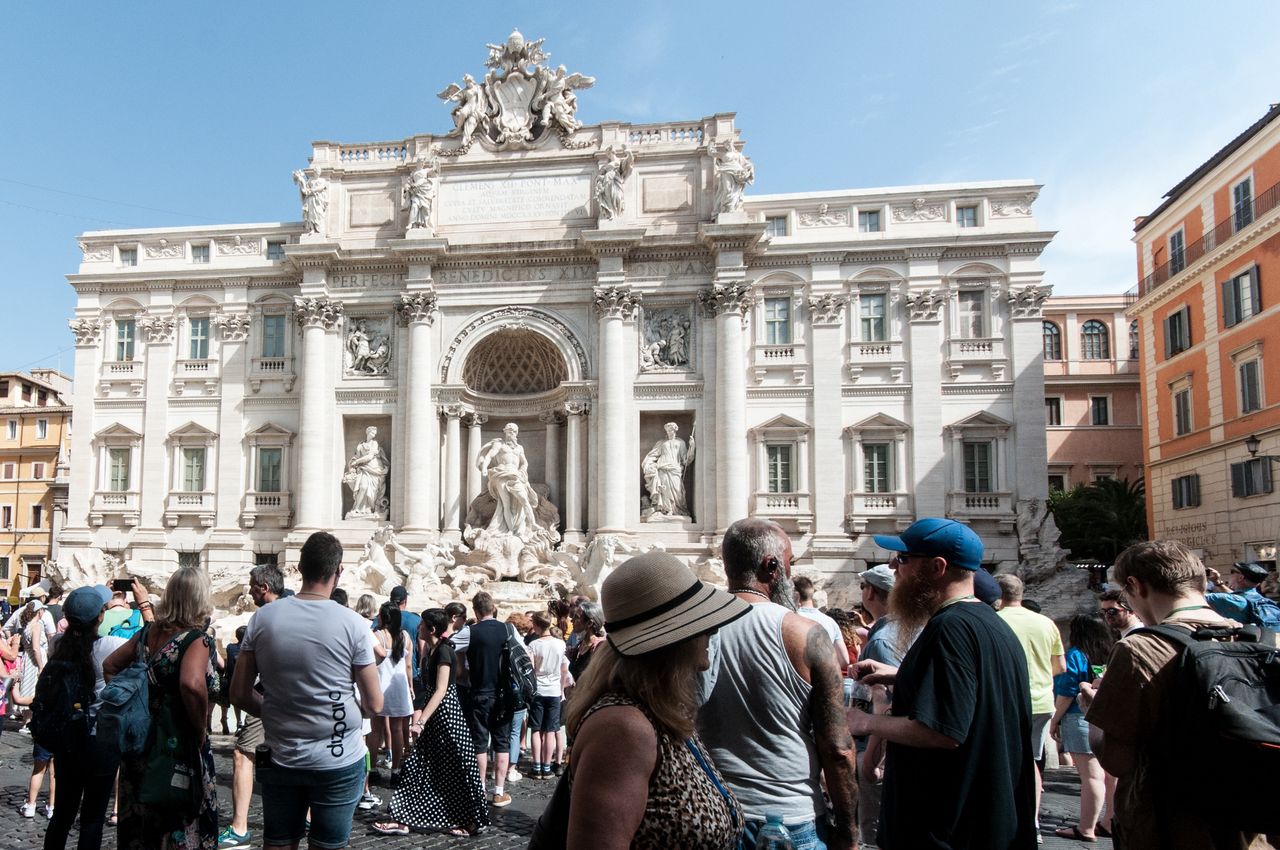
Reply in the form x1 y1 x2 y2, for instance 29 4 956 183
241 491 292 528
751 491 813 534
173 358 220 396
945 337 1008 380
98 360 144 396
248 356 295 393
751 344 808 384
164 491 216 527
843 492 914 534
947 491 1014 519
89 490 140 526
845 339 907 382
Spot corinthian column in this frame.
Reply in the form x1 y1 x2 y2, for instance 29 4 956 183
563 401 589 540
540 410 564 507
700 283 754 531
441 403 464 538
593 285 641 533
294 296 343 530
398 291 438 532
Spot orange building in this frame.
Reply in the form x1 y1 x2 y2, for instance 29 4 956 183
1042 294 1143 490
1129 103 1280 570
0 369 72 595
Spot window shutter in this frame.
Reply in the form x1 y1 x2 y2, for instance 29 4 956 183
1172 480 1182 509
1250 266 1261 312
1163 316 1172 358
1263 460 1273 494
1223 279 1239 327
1231 462 1245 497
1182 306 1192 346
1190 474 1200 507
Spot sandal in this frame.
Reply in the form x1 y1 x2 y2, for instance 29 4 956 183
106 813 118 826
1095 823 1113 838
372 822 410 836
448 827 472 836
1054 825 1097 842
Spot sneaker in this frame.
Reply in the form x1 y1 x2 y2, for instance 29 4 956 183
357 791 381 811
507 767 523 783
18 726 30 736
18 803 34 818
492 792 512 808
42 805 53 819
217 827 252 848
377 752 393 770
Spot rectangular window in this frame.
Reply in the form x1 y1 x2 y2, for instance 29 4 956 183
764 216 788 238
178 551 201 569
262 315 286 358
1233 177 1254 231
1047 474 1066 492
36 419 47 439
1240 359 1262 414
37 389 47 406
189 317 210 360
191 243 210 264
119 247 137 267
860 294 887 341
1 463 14 480
858 210 881 233
257 447 283 492
182 447 206 492
266 241 287 261
957 290 985 338
116 319 136 362
1091 396 1111 426
254 551 279 567
863 443 891 493
1163 306 1191 357
1172 474 1201 509
1174 388 1192 436
963 441 993 493
1 507 11 528
1222 267 1261 327
31 462 44 480
0 380 6 397
21 383 31 401
1093 472 1114 483
31 505 42 529
0 557 8 579
957 206 978 228
5 420 15 440
1045 397 1062 426
766 444 793 494
764 297 792 345
1169 230 1186 275
108 448 131 492
1231 458 1272 498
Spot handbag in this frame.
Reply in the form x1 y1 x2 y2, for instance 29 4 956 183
137 629 204 808
527 768 571 850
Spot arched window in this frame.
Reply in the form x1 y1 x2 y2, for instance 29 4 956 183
1042 321 1062 360
1129 320 1139 360
1081 320 1110 360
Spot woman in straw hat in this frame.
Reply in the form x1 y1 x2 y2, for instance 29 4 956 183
562 551 749 849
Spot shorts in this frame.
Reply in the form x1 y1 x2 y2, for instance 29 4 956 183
33 740 54 763
1030 712 1052 761
466 691 513 755
529 695 561 732
259 757 366 850
235 715 265 757
1059 712 1093 755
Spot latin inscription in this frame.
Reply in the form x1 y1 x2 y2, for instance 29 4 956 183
439 175 592 226
435 265 595 286
332 272 405 289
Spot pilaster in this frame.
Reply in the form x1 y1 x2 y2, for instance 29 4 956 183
1006 284 1052 500
137 312 176 529
441 403 465 538
213 297 250 531
808 270 849 540
65 318 102 532
294 294 344 530
904 247 947 518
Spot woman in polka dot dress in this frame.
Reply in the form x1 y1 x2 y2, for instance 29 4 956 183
372 608 490 837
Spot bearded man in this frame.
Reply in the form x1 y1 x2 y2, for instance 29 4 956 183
848 518 1037 849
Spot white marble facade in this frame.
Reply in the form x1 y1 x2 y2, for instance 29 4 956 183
60 33 1056 589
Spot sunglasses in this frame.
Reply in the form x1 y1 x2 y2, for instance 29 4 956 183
1100 606 1130 617
891 552 931 563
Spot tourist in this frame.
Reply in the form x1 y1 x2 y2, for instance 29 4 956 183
1095 587 1138 836
41 584 127 850
218 562 282 848
330 587 349 607
698 518 858 850
848 517 1036 848
460 591 514 808
13 597 51 733
565 551 749 849
1205 561 1280 629
372 600 414 780
526 611 569 779
6 584 55 639
548 598 572 638
104 566 220 849
355 593 378 627
372 608 489 837
566 600 605 684
98 590 134 637
1082 540 1267 849
388 586 423 708
793 575 851 670
445 601 470 704
1049 613 1115 842
995 572 1065 835
44 584 65 627
231 531 382 850
219 625 246 735
504 611 534 780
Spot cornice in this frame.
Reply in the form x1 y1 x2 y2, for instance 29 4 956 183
633 382 704 399
841 385 910 398
747 387 813 400
940 382 1013 396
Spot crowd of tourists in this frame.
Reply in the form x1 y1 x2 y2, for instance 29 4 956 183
8 518 1279 849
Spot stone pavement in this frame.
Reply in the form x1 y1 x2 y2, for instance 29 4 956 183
0 725 1109 849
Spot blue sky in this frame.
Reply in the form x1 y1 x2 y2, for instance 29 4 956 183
2 0 1278 374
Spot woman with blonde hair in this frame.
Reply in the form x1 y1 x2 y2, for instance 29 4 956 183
104 568 219 849
552 551 749 850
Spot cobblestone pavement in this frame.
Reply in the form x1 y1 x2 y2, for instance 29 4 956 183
0 726 1108 849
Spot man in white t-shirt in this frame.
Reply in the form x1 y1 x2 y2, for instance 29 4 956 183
793 575 850 670
525 611 569 780
233 532 382 850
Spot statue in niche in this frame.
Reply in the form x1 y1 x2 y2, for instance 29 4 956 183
401 156 439 230
345 319 391 376
476 422 540 541
292 168 329 235
343 426 389 519
639 309 692 371
642 422 695 519
595 146 634 221
437 74 490 145
712 141 754 214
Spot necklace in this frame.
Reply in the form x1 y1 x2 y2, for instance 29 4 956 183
1167 603 1211 616
730 588 771 602
936 594 977 611
296 591 328 600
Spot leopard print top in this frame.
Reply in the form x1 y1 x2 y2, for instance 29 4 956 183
574 693 744 850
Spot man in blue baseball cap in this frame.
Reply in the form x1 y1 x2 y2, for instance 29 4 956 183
847 518 1037 849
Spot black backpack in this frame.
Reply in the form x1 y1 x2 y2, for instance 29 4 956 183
501 623 537 713
1141 623 1280 834
31 660 93 755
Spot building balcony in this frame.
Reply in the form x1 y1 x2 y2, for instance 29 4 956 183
845 339 907 382
249 356 295 393
947 491 1014 519
843 491 914 535
751 344 808 384
89 490 140 526
945 337 1007 380
242 490 292 528
751 491 813 534
173 359 220 396
98 360 144 396
164 491 216 527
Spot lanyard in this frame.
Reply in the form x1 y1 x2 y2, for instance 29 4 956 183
686 738 740 828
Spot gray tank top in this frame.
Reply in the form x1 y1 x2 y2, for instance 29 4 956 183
697 601 822 824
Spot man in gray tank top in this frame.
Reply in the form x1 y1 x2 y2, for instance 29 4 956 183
697 518 858 850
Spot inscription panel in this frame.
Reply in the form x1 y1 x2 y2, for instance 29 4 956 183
435 265 595 286
439 174 592 226
348 191 396 227
642 175 693 213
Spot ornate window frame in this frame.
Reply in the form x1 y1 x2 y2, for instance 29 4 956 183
242 422 295 528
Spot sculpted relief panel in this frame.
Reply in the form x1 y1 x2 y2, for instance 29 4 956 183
639 306 694 372
344 316 393 377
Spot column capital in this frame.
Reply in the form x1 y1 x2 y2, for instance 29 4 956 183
904 288 946 322
137 313 176 344
463 411 488 428
68 318 103 347
564 400 591 417
539 409 566 426
440 402 466 419
1005 284 1051 320
807 293 848 326
213 311 251 342
593 285 642 320
398 290 439 326
699 283 755 319
294 296 344 330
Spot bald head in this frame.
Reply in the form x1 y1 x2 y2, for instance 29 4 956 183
722 517 789 583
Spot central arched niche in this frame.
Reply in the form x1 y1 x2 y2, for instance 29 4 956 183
462 328 568 395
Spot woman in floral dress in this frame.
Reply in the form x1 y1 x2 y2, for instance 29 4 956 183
104 568 219 849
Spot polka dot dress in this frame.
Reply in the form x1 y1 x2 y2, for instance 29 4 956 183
389 670 491 831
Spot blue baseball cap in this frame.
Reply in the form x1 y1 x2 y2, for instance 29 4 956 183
63 585 112 626
873 518 985 571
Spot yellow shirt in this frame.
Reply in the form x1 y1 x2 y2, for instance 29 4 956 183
997 606 1063 714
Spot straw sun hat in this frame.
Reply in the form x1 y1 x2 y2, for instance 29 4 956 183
602 550 751 657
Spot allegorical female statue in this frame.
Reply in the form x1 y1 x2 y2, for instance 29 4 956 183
642 422 695 518
343 426 389 518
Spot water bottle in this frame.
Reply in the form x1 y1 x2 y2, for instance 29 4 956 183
755 813 795 849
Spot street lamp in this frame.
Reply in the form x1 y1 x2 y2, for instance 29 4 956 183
1245 434 1280 463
